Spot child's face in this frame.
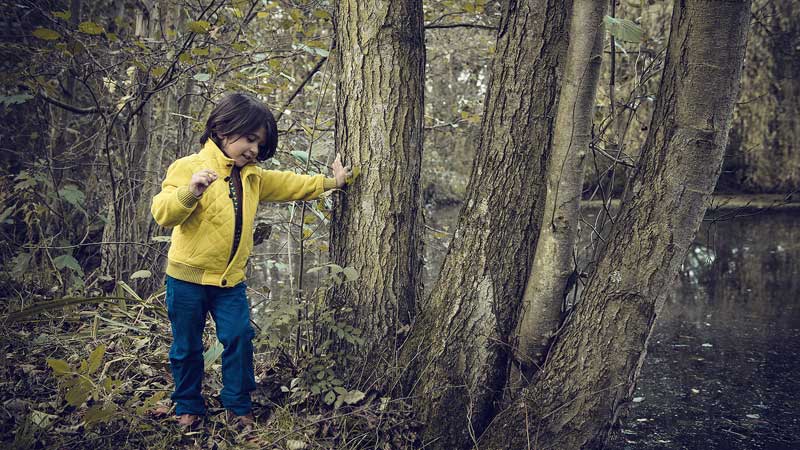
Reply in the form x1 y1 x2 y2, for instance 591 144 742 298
221 127 267 167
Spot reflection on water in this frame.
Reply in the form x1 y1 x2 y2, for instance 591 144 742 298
683 245 716 286
608 211 800 449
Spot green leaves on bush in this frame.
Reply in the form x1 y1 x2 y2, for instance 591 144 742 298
187 20 211 34
281 365 366 410
291 150 309 164
293 43 329 58
306 263 359 285
78 21 104 35
47 345 123 427
53 254 83 276
58 185 85 209
33 28 61 41
604 16 644 43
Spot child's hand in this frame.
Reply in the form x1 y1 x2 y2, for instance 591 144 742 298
189 169 218 197
332 153 352 188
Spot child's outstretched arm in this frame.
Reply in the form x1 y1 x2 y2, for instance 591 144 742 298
151 160 218 227
258 153 351 202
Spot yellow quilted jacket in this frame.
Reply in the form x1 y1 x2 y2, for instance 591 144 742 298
151 140 332 287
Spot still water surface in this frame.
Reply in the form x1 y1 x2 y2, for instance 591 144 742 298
606 210 800 449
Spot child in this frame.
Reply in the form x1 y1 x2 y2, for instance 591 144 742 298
151 92 350 428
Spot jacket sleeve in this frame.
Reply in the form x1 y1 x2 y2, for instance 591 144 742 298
258 169 329 202
151 159 199 228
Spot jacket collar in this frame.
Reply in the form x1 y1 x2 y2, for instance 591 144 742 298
198 139 258 177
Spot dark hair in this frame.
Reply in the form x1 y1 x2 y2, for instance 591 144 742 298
199 93 278 161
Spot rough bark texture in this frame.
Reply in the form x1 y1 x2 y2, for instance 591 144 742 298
400 1 569 448
515 0 606 374
733 0 800 192
477 1 751 448
330 0 425 385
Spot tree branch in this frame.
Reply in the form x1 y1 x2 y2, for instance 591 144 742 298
424 23 498 31
276 56 327 122
38 90 107 115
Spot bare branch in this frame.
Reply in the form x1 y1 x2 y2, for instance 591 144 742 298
276 57 327 123
38 90 107 115
424 23 498 31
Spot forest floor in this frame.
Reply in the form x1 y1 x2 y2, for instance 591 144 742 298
0 293 421 449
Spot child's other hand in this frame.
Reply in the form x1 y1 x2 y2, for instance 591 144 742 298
332 153 352 188
189 169 218 197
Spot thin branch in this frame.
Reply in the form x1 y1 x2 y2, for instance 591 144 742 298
276 57 327 122
590 143 636 168
424 23 498 31
38 90 107 114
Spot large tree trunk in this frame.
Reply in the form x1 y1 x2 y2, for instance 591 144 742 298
330 0 425 385
732 0 800 192
478 1 751 448
515 0 606 375
400 1 569 448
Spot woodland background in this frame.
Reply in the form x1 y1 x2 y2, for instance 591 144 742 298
0 0 798 448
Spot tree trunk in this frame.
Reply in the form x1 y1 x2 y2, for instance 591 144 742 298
515 0 606 376
46 0 81 181
100 0 162 290
330 0 425 385
400 1 569 448
174 2 195 159
732 0 800 192
478 1 751 448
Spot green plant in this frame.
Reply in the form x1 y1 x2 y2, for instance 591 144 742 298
47 343 169 429
1 161 95 295
46 345 121 427
255 262 367 409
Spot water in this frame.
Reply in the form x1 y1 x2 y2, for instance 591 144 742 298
424 204 800 449
607 210 800 449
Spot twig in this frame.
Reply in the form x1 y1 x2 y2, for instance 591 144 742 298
276 57 327 123
424 23 498 31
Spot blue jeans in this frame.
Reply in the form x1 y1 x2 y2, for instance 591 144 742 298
165 276 256 416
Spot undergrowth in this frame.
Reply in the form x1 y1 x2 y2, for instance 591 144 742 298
0 272 421 449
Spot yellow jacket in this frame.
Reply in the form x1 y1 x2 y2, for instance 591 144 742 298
151 140 334 287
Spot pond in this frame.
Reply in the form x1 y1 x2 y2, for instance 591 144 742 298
606 209 800 449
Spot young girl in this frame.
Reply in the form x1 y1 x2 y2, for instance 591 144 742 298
151 92 350 428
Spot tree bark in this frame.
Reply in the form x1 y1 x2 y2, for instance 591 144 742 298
330 0 425 385
515 0 606 376
400 1 570 448
478 1 751 448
